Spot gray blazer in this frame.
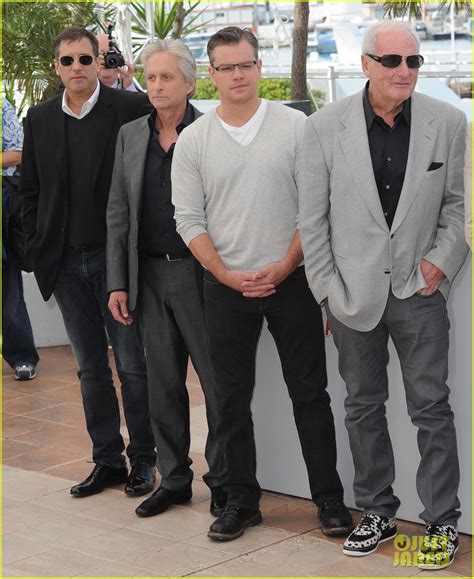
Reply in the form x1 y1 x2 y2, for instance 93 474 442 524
300 89 468 332
106 105 201 311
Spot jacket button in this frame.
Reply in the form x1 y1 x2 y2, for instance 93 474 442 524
384 268 391 274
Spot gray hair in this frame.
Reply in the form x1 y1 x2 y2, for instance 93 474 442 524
362 20 420 55
141 39 197 98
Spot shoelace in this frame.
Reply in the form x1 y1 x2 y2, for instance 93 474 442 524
356 514 379 532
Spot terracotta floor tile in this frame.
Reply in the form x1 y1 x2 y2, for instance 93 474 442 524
29 383 82 404
127 506 213 540
4 445 86 471
14 516 120 548
185 526 296 557
2 546 111 577
3 502 67 533
27 485 123 513
448 550 472 576
125 540 235 576
2 470 74 501
3 395 63 416
2 532 54 565
2 439 42 459
13 422 91 455
261 504 319 533
44 459 96 482
6 376 77 395
189 451 209 476
3 415 50 438
2 390 27 402
72 526 175 563
25 402 85 424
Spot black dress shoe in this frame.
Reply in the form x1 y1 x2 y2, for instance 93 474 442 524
125 463 156 497
318 499 354 536
210 486 228 517
135 486 192 517
208 505 262 541
70 464 128 497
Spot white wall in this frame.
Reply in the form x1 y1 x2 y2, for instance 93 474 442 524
253 256 471 533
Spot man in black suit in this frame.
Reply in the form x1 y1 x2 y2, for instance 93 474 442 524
19 27 156 498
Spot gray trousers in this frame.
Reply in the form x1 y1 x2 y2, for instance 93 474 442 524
138 255 225 490
326 290 461 526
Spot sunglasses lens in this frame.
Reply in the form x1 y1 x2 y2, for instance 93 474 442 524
381 55 402 68
79 55 93 65
59 56 74 66
407 55 424 68
59 55 93 66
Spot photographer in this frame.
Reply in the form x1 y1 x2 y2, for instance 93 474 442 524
97 30 138 92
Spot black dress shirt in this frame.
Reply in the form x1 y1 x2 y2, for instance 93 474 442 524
363 82 411 229
138 102 196 256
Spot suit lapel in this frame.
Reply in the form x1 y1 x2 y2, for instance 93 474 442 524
129 116 150 219
390 92 437 233
91 89 115 189
340 92 389 232
53 97 69 187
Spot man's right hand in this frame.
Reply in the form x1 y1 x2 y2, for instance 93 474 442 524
220 270 276 298
108 291 134 325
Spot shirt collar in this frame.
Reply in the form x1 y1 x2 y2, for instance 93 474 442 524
62 80 100 120
363 81 411 129
147 100 195 136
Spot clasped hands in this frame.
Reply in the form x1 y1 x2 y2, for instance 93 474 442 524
220 260 294 298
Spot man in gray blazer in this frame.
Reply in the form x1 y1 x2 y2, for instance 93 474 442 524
300 20 468 570
106 39 225 519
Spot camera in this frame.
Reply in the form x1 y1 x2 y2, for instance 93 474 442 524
103 24 125 69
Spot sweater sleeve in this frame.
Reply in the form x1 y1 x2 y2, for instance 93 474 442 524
171 126 208 246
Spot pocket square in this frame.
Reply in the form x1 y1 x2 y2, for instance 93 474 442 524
428 162 443 171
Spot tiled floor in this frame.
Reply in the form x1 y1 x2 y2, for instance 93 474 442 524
2 346 472 577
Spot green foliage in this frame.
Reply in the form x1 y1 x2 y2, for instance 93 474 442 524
2 2 105 109
129 1 212 42
194 78 326 110
383 1 471 18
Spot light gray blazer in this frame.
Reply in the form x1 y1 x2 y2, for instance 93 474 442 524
106 107 201 311
299 89 468 332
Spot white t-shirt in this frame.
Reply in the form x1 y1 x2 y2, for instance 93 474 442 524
218 99 268 146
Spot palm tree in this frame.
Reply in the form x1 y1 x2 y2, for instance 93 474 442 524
383 1 471 19
291 1 309 101
2 2 106 110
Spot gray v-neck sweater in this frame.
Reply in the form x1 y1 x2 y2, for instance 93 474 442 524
172 101 306 272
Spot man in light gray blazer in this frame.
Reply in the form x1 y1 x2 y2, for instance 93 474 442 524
300 20 468 570
106 39 225 520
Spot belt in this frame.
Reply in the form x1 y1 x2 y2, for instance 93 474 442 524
143 249 191 261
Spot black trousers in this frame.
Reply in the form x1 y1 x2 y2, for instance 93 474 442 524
203 266 344 510
138 255 226 490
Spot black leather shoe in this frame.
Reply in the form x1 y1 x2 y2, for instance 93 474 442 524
135 486 192 517
70 464 128 497
318 499 354 536
210 486 228 517
125 463 156 497
208 505 262 541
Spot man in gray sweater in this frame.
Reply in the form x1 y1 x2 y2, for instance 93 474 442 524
172 26 352 542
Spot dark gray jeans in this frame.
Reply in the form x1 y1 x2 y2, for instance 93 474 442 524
54 246 155 469
138 255 225 491
327 289 461 526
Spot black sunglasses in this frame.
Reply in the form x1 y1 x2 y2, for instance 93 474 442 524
59 55 94 66
367 54 424 69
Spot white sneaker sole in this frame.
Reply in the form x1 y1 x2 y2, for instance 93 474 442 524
417 545 458 570
343 528 397 557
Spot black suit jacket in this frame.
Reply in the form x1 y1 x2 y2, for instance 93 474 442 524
18 83 152 300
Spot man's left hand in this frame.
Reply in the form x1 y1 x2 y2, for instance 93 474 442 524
417 259 446 296
241 260 293 298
